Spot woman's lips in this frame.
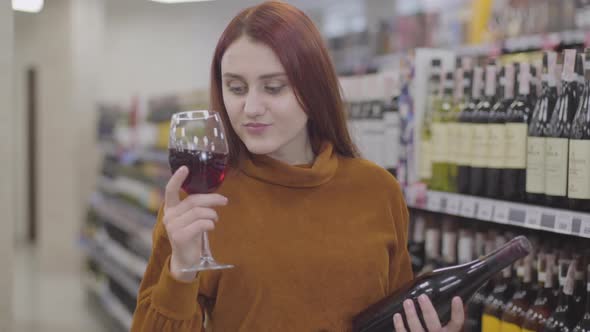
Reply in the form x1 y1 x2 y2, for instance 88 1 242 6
244 123 271 134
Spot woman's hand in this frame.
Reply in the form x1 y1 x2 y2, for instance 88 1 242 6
392 295 464 332
164 166 228 282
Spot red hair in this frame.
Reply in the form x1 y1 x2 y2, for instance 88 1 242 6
209 1 359 166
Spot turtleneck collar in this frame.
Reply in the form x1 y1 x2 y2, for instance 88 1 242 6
239 142 338 188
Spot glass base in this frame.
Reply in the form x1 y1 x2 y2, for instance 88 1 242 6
180 258 234 272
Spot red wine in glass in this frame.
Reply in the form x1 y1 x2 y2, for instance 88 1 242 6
169 149 228 194
168 110 233 272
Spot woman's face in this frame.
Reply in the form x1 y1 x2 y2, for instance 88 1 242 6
221 36 310 163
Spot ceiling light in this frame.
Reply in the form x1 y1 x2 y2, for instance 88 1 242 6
12 0 44 13
150 0 215 3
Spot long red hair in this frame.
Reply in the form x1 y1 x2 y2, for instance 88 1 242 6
210 1 358 166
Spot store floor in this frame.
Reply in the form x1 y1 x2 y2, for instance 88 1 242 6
12 244 110 332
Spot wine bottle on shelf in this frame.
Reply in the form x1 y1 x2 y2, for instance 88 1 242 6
352 236 532 332
441 218 458 266
573 255 587 323
487 64 515 198
464 231 498 332
503 62 533 202
457 228 475 265
543 261 578 332
457 67 480 194
408 213 426 273
572 263 590 332
431 71 456 192
527 51 559 204
522 254 559 332
545 49 584 208
482 235 518 332
470 64 496 197
423 219 443 272
447 66 465 193
420 59 442 186
568 49 590 212
501 255 537 331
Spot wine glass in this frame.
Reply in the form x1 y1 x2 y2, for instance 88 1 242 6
168 110 234 272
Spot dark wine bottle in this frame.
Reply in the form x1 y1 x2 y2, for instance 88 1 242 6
568 49 590 212
431 71 455 192
522 254 558 332
501 255 537 331
573 255 587 323
572 263 590 332
543 261 578 332
527 51 559 204
408 213 426 273
470 64 497 197
352 236 532 332
482 245 518 332
457 67 480 194
503 62 533 202
486 64 515 198
464 231 496 332
545 49 583 208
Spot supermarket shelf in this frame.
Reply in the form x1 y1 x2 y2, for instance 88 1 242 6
90 191 155 251
97 175 162 213
85 275 133 331
82 232 147 297
407 190 590 239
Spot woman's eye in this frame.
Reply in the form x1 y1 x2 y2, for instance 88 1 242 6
265 85 285 94
228 85 247 95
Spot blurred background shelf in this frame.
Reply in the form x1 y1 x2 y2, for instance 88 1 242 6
407 190 590 238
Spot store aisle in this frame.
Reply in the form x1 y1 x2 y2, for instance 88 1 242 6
12 244 111 332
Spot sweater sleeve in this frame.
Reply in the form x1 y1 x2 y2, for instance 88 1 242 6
388 181 414 293
130 205 206 332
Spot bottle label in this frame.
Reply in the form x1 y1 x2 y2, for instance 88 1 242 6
563 49 576 82
442 231 457 264
505 123 527 168
500 321 523 332
458 123 474 166
488 124 506 168
448 123 460 163
458 236 474 264
425 229 441 260
420 140 433 179
545 137 569 196
482 314 501 332
472 124 489 167
519 63 530 95
526 136 546 194
568 139 590 199
432 123 449 162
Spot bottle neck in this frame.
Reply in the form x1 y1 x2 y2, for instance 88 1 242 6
518 63 531 97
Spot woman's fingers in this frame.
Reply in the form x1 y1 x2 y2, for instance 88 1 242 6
164 193 228 221
403 300 425 332
444 297 465 332
166 207 219 233
418 294 442 332
393 313 407 332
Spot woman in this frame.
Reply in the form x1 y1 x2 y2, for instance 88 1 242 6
131 2 464 331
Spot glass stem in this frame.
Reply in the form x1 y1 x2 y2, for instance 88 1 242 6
201 232 215 263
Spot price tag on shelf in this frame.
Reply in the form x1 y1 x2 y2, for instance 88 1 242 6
445 195 460 215
508 208 526 225
556 212 573 234
477 200 493 221
427 192 442 212
581 216 590 238
540 213 556 230
493 204 509 224
571 215 583 235
459 198 476 218
526 209 541 229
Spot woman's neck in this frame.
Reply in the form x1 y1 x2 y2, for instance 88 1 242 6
267 133 315 165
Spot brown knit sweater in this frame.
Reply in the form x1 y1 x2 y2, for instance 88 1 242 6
131 143 413 331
